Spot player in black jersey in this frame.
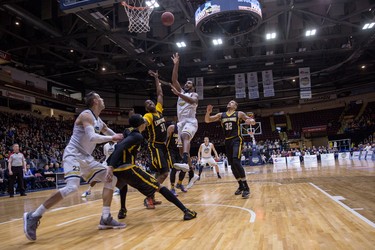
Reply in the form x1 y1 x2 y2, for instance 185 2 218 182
204 100 256 198
143 70 172 208
167 123 188 196
107 114 197 221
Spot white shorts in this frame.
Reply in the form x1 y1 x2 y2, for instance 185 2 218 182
200 157 217 166
177 118 198 143
63 144 107 183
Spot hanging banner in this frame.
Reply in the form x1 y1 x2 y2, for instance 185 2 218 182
262 70 274 97
195 77 204 100
235 73 246 98
299 67 312 99
247 72 259 99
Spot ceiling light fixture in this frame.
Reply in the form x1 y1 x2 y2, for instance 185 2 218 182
305 29 316 36
134 48 144 53
212 38 223 45
145 0 159 8
362 22 375 30
266 32 276 40
176 42 187 48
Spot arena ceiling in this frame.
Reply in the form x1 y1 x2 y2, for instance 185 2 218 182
1 0 375 109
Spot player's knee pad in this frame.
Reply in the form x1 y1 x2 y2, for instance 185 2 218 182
60 178 80 198
103 175 117 190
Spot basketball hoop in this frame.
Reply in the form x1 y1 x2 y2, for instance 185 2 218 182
247 128 255 137
121 0 155 33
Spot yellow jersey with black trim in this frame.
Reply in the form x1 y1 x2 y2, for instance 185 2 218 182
221 111 241 140
144 102 167 143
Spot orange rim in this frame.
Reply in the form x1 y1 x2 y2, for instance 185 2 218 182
121 1 149 10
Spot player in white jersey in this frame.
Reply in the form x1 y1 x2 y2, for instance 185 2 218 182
197 137 222 179
81 141 117 197
171 52 200 189
23 92 125 241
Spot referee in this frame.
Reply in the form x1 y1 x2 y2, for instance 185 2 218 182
8 143 27 197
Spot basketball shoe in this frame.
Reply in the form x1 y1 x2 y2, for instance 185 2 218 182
118 208 127 219
23 212 41 241
176 183 187 192
98 214 126 230
183 209 197 220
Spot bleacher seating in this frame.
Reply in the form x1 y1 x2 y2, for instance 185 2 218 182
289 107 344 135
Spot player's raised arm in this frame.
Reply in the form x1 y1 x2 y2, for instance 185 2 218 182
205 105 222 123
149 70 163 106
171 53 182 93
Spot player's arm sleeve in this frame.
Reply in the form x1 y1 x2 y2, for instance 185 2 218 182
102 127 116 136
143 113 153 126
84 125 112 144
156 102 163 113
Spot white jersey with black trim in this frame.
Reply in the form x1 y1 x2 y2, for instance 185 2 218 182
177 91 197 121
201 143 213 158
68 109 105 155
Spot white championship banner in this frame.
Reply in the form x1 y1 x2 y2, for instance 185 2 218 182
299 67 312 99
287 156 301 169
321 153 335 167
262 70 274 97
303 155 318 168
247 72 259 99
351 151 360 160
235 73 246 98
273 157 286 170
195 77 204 100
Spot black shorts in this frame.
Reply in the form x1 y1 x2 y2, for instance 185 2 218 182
148 143 171 174
225 137 243 160
114 165 160 197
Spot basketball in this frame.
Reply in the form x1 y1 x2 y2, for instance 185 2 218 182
161 12 174 26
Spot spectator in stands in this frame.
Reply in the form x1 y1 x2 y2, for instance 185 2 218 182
24 164 36 190
0 166 7 194
42 164 53 176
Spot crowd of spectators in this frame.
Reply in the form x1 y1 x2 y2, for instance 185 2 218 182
0 102 374 196
344 102 375 134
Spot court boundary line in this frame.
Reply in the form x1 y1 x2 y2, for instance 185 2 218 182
188 203 256 223
309 182 375 229
56 203 256 226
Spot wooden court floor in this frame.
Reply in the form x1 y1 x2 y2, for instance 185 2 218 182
0 160 374 250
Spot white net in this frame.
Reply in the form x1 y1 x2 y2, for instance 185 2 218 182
121 0 154 33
